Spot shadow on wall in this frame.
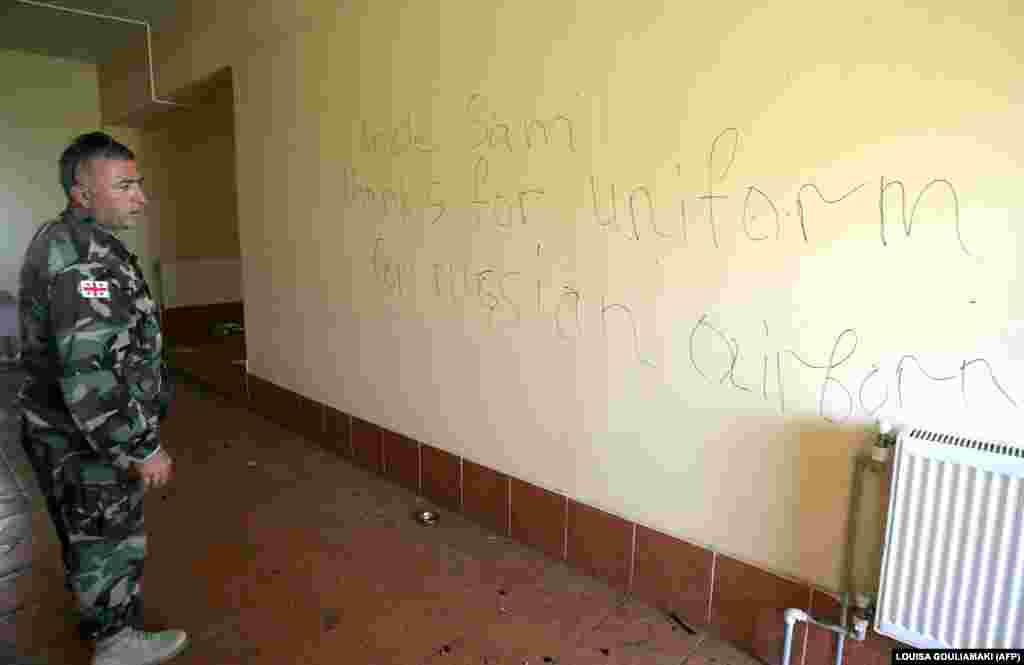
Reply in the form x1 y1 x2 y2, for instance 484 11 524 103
792 419 882 598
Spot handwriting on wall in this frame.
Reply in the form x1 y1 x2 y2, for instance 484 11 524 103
346 94 1012 421
687 317 1017 423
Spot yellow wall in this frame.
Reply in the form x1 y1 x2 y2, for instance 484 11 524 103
99 61 242 307
106 1 1024 592
97 31 150 127
134 78 240 262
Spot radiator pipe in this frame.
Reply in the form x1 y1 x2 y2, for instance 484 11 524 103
782 608 805 665
782 444 890 665
781 602 865 665
837 594 848 665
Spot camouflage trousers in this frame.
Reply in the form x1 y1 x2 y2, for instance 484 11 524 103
20 415 146 642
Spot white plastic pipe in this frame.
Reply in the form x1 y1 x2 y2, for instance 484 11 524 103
782 608 807 665
16 0 184 107
782 606 860 665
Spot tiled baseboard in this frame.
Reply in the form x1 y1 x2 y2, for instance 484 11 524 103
244 372 905 665
162 301 245 349
162 301 247 400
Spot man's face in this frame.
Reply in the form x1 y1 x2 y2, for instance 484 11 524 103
74 158 147 229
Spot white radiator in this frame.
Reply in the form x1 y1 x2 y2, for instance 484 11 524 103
875 427 1024 648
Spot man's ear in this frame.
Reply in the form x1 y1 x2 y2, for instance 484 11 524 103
69 160 94 207
69 182 90 207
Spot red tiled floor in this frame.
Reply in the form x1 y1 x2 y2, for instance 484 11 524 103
12 378 788 665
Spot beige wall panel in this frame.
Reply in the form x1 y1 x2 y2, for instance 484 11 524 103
140 1 1024 590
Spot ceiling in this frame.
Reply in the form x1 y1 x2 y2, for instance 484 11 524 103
0 0 178 64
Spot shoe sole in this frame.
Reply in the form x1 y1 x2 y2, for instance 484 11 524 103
142 636 190 665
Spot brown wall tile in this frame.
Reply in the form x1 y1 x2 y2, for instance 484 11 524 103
805 590 905 665
381 429 420 493
246 375 324 442
245 374 280 421
462 461 508 536
351 417 382 473
633 526 713 628
712 556 811 665
162 301 245 348
566 501 633 591
421 445 461 512
293 393 325 443
510 478 566 562
324 406 352 459
805 591 843 665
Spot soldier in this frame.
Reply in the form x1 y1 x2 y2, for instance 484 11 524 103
18 132 188 665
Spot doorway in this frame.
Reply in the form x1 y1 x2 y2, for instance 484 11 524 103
128 68 246 399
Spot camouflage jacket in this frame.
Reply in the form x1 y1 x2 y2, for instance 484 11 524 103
17 207 169 467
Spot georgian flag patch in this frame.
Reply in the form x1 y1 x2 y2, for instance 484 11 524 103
79 280 110 299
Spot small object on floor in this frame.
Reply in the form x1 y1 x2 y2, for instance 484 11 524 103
667 611 698 635
211 322 244 337
321 609 340 632
414 509 440 526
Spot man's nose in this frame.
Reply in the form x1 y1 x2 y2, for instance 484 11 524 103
133 186 148 206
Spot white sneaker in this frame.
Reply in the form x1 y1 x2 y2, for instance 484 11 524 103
93 627 189 665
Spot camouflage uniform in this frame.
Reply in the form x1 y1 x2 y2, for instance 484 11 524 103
17 206 171 642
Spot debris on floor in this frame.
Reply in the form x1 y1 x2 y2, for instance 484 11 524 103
321 609 340 632
13 377 783 665
667 610 698 635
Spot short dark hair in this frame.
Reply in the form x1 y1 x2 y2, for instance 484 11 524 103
59 131 135 199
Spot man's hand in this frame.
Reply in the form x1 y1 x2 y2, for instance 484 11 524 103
132 448 173 490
